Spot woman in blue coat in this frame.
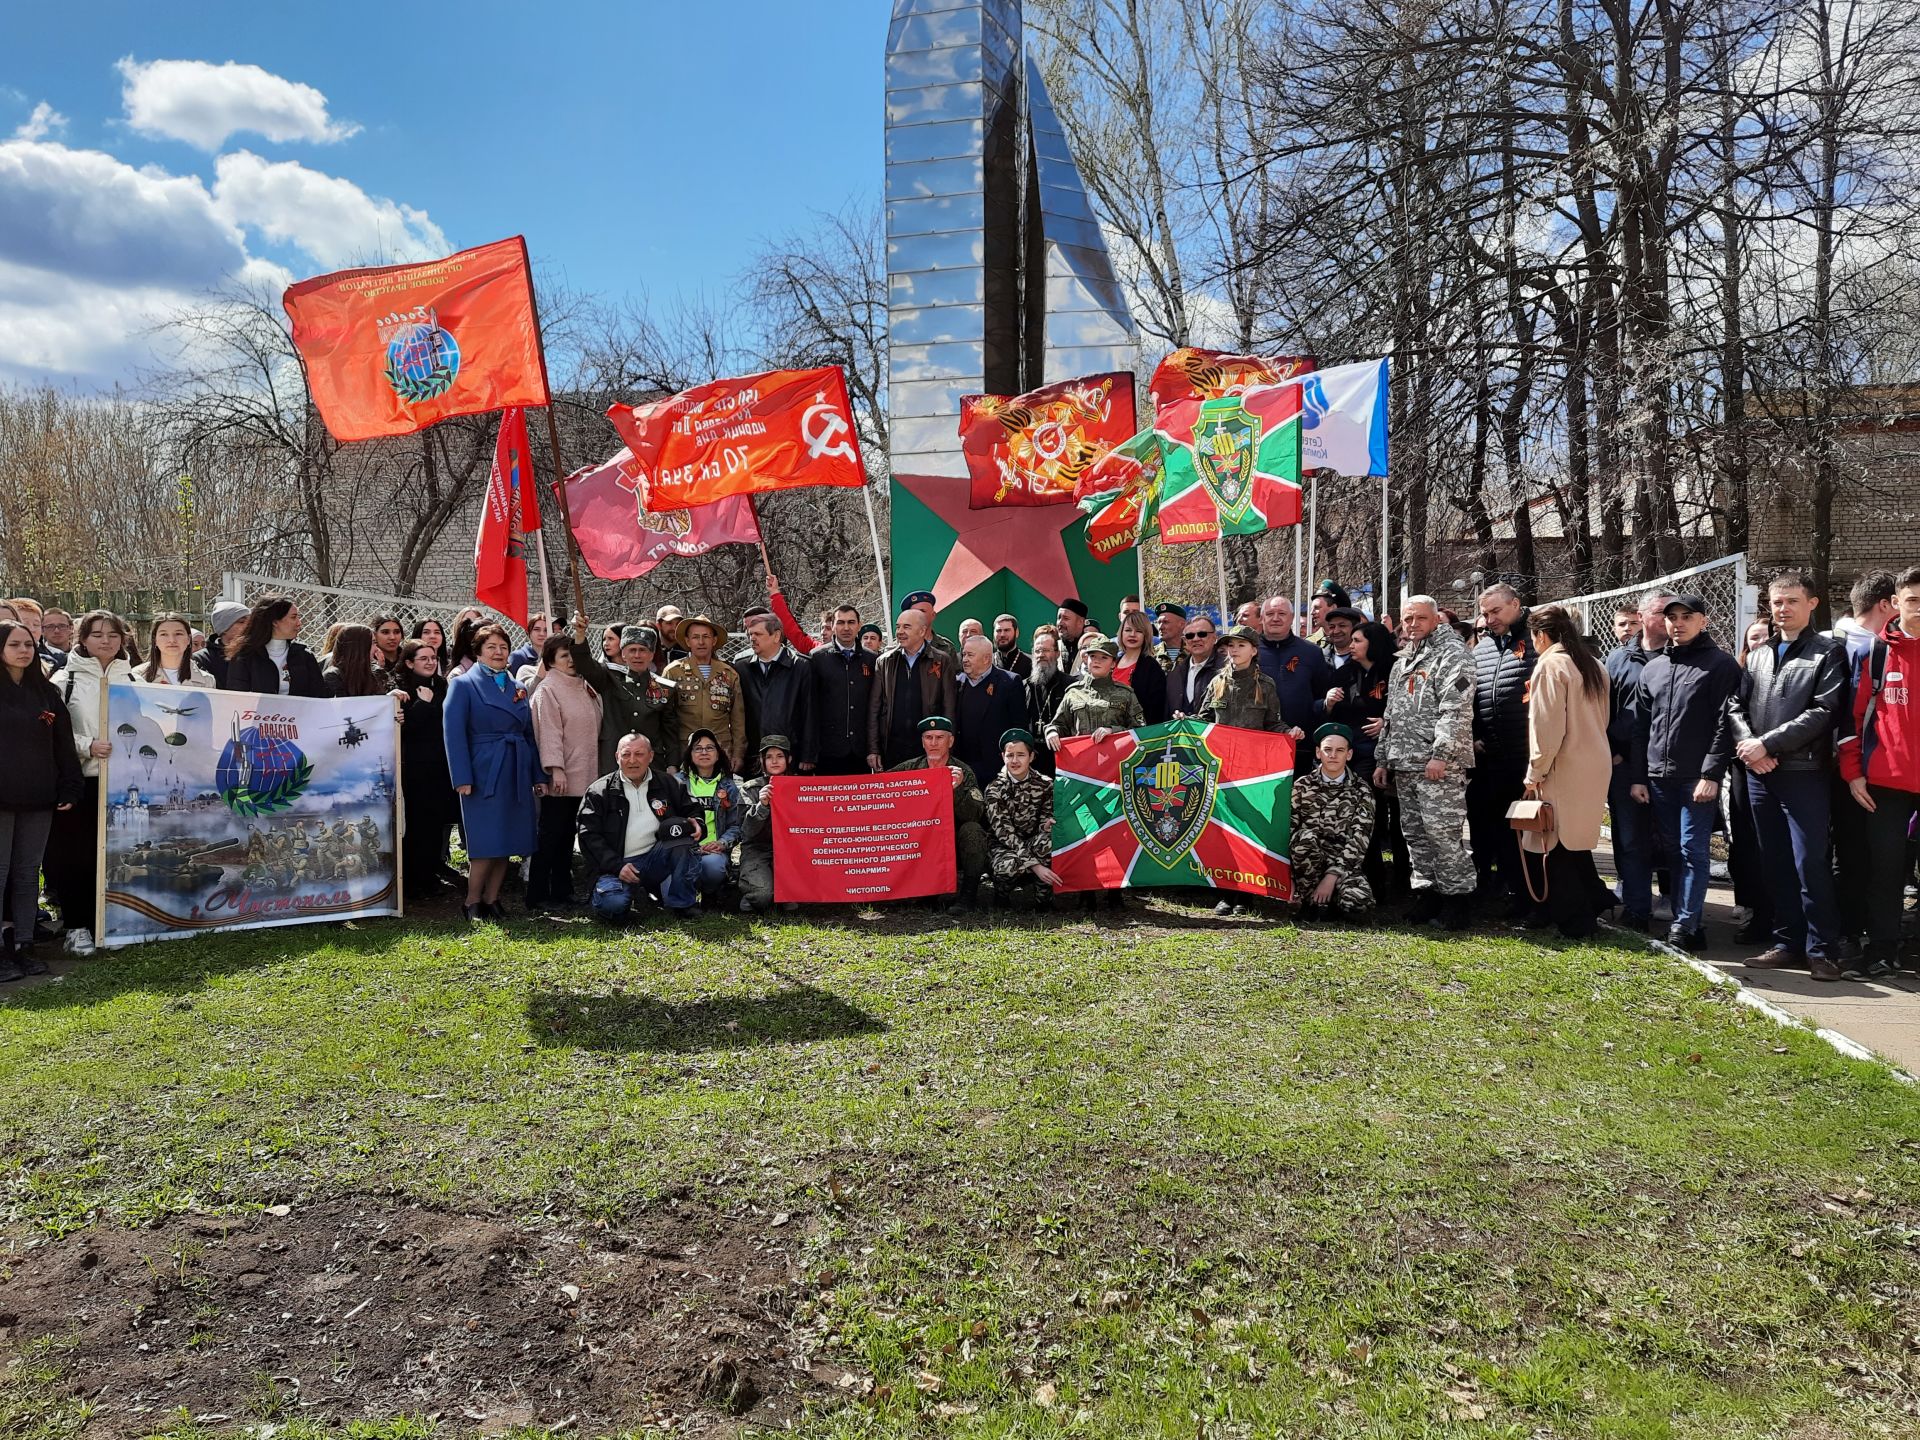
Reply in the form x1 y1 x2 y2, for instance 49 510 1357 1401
443 623 547 922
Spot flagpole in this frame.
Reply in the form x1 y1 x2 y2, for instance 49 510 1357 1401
533 522 556 628
1292 524 1304 624
1135 536 1147 606
1380 472 1391 619
519 237 588 624
862 480 891 618
1213 536 1229 620
1306 473 1320 608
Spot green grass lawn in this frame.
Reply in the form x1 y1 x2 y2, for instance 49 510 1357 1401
3 900 1918 1438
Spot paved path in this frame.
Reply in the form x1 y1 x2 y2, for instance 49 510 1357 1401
1596 843 1920 1077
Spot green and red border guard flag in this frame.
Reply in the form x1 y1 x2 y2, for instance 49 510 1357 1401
1051 719 1295 900
475 407 538 627
1155 381 1306 545
284 237 549 442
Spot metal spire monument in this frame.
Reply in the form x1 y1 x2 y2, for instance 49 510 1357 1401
885 0 1142 631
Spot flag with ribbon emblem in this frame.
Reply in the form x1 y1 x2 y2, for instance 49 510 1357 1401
959 371 1136 507
1148 348 1314 410
558 446 763 581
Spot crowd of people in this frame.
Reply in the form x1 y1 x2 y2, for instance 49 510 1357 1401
0 563 1915 982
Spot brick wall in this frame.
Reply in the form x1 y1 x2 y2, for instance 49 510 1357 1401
1749 419 1920 612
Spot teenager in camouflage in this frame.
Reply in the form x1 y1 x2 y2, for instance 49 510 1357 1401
1197 625 1283 731
1044 635 1146 747
1290 724 1377 918
984 728 1060 909
1373 596 1477 930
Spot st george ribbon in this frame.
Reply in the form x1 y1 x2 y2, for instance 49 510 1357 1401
885 0 1143 631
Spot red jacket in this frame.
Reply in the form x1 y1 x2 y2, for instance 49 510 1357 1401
1837 620 1920 792
770 591 816 655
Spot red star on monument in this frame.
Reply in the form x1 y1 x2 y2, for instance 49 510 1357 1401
893 471 1085 610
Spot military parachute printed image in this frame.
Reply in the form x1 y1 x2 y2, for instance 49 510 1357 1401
99 683 401 946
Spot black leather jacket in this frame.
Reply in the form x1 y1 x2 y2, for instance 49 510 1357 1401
1727 630 1851 772
575 768 699 876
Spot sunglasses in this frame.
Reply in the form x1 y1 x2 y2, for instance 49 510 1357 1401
1182 630 1213 640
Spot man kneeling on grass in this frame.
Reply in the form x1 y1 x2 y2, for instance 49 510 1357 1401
1289 724 1377 921
577 733 703 922
985 728 1060 911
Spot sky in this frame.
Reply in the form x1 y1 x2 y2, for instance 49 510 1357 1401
0 1 882 388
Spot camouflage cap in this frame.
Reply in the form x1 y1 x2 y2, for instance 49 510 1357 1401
1221 624 1262 648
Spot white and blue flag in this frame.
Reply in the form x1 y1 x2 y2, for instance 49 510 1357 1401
1300 358 1389 477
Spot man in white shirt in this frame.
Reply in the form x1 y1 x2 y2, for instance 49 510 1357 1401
577 734 702 921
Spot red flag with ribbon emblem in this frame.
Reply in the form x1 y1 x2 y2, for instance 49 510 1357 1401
558 445 763 581
958 371 1136 507
606 366 865 511
283 237 549 443
1148 349 1314 415
475 407 535 626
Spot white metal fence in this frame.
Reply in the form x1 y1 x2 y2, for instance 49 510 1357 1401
1540 553 1755 654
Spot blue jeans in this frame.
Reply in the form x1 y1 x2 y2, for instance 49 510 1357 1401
1747 769 1840 959
1648 778 1716 933
1609 765 1654 919
590 847 700 921
694 849 729 895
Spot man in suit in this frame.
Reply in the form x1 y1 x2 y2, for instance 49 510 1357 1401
802 604 874 776
953 635 1027 786
867 608 958 769
1166 613 1227 718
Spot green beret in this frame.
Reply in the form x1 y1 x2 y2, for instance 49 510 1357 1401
757 733 792 755
918 715 955 734
1313 723 1355 747
999 727 1037 750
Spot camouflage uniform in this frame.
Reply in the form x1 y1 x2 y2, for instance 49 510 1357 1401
1046 676 1146 740
1197 665 1283 732
1376 622 1476 896
985 768 1054 901
736 775 776 910
1289 768 1377 913
660 656 748 770
888 755 990 890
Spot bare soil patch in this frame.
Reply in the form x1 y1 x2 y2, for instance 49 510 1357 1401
0 1194 810 1435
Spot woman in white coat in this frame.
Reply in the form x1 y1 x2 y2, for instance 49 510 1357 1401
137 613 217 689
46 610 138 946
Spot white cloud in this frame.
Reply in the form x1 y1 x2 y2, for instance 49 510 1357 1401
0 138 248 288
14 102 68 140
212 150 448 268
117 56 359 150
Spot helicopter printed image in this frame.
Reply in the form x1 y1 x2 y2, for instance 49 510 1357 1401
98 682 402 945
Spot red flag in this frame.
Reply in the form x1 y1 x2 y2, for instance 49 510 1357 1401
559 446 763 581
475 408 534 626
284 237 550 443
1149 348 1314 416
607 366 864 511
958 371 1136 507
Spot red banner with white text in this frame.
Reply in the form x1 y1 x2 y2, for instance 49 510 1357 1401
771 772 955 903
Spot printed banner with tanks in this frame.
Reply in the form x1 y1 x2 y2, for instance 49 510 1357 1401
98 684 402 945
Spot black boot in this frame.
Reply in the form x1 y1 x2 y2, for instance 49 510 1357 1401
1405 889 1441 924
1436 893 1473 931
0 927 22 983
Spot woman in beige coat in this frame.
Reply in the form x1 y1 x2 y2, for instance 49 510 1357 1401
527 635 603 911
1521 605 1615 938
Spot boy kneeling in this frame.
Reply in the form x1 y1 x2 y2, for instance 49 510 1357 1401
1290 724 1377 920
985 728 1060 910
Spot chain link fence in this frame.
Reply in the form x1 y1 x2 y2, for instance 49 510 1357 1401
1539 553 1755 656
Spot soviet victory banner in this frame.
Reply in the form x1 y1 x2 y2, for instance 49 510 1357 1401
1051 720 1295 901
559 445 764 581
959 371 1136 507
607 366 866 511
284 237 549 442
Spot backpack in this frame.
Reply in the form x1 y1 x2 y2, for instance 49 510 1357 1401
1859 639 1891 774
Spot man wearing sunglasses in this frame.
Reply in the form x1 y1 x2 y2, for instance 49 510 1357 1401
1166 616 1227 719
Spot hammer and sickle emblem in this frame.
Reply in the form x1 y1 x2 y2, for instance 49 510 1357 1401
802 394 857 462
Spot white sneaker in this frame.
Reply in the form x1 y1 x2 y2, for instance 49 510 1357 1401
64 928 94 956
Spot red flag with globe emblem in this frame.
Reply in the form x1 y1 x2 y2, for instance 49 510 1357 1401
607 366 866 511
284 237 549 442
1051 720 1294 900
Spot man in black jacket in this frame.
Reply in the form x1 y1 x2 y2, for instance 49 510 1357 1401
1631 594 1742 951
1166 614 1227 718
954 636 1028 785
1468 584 1536 913
578 734 702 921
802 605 874 776
1727 571 1852 978
738 612 809 775
1025 631 1071 774
1604 591 1670 928
990 614 1032 679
